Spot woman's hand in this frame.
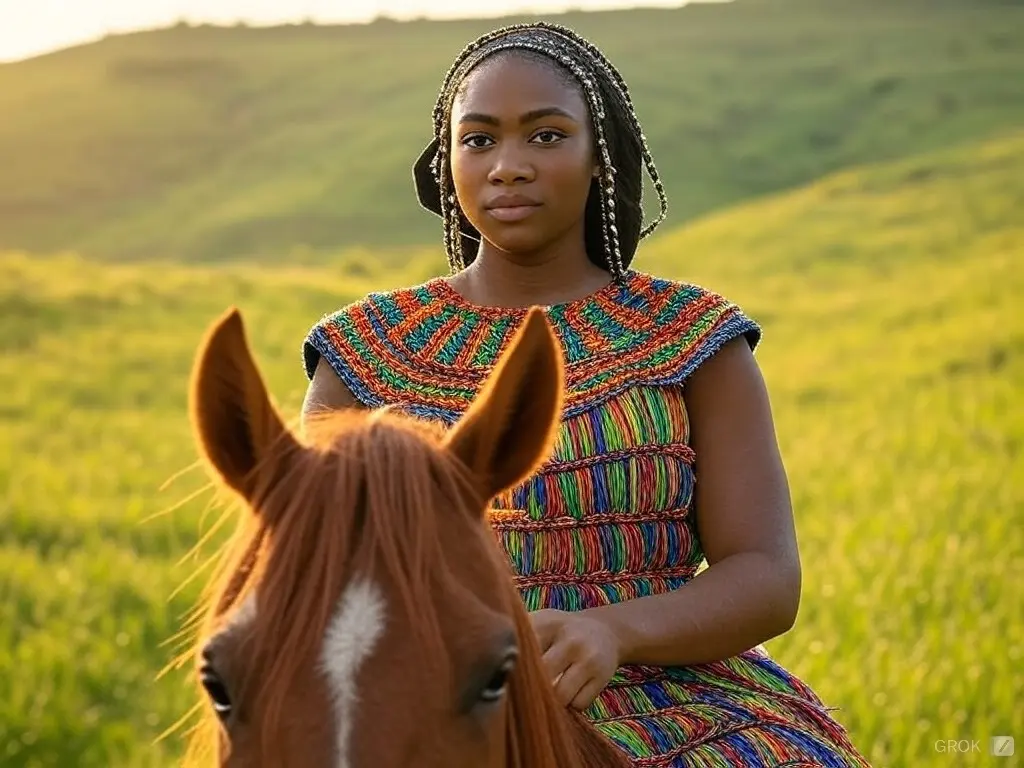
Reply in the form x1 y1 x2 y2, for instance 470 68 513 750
529 608 622 710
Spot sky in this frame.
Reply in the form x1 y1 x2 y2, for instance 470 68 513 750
0 0 694 63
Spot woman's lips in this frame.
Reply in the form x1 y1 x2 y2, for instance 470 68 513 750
486 204 541 222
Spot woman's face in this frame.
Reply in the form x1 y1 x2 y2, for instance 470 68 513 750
449 52 597 260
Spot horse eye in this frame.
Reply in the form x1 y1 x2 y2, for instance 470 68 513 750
200 665 233 720
479 651 517 703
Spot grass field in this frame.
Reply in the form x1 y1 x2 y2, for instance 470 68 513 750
1 0 1023 263
1 126 1021 766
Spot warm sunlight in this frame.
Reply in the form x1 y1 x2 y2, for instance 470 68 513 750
0 0 694 62
2 2 1018 766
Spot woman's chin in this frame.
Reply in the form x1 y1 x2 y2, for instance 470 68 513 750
477 229 549 257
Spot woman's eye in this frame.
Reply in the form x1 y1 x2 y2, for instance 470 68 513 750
532 130 565 144
200 665 233 720
462 134 493 149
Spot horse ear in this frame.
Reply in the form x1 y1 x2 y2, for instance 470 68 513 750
444 308 564 503
189 307 299 504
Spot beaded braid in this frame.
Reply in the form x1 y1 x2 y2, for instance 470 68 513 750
540 24 669 240
426 22 668 278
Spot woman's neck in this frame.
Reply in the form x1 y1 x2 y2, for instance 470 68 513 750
450 243 614 310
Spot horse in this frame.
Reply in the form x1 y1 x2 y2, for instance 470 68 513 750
182 305 630 767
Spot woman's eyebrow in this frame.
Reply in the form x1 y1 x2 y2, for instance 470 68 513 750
457 106 579 126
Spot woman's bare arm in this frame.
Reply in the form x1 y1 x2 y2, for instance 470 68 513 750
583 336 802 666
301 356 364 428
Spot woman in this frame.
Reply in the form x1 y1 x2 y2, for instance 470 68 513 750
301 22 869 767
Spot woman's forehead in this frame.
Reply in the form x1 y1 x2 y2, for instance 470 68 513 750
451 52 586 119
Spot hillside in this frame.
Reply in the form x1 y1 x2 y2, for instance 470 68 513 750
1 0 1023 263
1 127 1020 765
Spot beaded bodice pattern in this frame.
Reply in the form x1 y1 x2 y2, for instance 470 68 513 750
302 270 761 613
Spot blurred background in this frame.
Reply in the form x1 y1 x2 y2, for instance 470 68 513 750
0 0 1021 765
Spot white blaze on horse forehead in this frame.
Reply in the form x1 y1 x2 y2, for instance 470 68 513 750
320 578 387 768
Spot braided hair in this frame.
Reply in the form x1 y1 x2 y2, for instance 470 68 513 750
412 22 668 280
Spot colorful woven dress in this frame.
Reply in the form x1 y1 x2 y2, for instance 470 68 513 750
302 269 870 768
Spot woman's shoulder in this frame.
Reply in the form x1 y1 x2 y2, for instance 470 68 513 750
627 269 744 305
620 270 761 353
301 277 447 379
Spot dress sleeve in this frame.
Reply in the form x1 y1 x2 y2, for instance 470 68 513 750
301 301 387 410
671 286 761 383
638 280 762 391
302 309 342 381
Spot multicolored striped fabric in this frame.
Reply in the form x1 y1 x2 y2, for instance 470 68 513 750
303 270 870 767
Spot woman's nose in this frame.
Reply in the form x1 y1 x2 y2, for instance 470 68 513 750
487 146 535 185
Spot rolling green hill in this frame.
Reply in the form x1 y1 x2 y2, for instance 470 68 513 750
1 0 1023 263
1 127 1020 766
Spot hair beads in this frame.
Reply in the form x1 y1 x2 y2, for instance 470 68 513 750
427 22 669 277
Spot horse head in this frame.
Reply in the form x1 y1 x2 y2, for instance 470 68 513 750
183 306 625 768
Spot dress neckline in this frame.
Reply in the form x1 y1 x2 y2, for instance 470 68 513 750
425 269 640 317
